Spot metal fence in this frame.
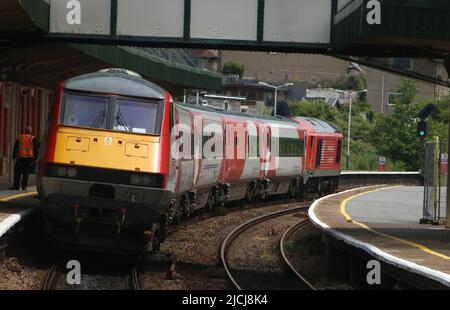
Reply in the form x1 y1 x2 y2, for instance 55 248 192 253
421 140 447 224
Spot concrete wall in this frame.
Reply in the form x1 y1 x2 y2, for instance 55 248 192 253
221 51 348 85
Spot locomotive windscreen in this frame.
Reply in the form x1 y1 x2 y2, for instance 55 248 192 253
60 92 162 135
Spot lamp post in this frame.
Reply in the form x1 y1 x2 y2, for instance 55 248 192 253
327 88 367 170
258 82 293 116
346 94 353 171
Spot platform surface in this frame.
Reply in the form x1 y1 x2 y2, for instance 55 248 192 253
346 186 449 257
0 175 36 191
0 188 38 237
310 186 450 287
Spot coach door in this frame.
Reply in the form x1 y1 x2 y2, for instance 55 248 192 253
260 124 271 178
192 113 203 187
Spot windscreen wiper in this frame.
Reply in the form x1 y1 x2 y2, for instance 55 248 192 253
116 111 130 132
91 110 105 128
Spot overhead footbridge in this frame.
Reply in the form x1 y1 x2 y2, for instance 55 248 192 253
4 0 450 86
6 0 450 59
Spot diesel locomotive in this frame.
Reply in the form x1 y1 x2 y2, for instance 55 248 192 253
37 69 343 254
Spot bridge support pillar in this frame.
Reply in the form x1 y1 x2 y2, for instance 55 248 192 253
447 78 450 229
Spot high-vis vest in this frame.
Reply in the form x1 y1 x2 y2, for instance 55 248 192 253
17 134 34 158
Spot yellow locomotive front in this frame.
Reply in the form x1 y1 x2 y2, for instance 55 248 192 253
37 69 172 254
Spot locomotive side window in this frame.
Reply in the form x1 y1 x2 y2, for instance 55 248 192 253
336 140 342 164
114 98 159 134
316 139 323 168
61 94 109 129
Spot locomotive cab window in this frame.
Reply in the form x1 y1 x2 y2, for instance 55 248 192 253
61 94 109 129
114 98 159 134
60 92 162 135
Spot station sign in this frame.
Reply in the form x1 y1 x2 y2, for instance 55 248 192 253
441 153 448 176
378 156 386 172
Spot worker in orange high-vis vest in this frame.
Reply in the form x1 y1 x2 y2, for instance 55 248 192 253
9 126 39 191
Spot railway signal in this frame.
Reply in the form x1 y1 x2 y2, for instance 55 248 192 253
417 120 427 141
416 104 436 142
418 103 437 121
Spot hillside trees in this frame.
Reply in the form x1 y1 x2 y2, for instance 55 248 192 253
289 78 449 171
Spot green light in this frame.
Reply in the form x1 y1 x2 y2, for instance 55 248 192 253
419 130 425 136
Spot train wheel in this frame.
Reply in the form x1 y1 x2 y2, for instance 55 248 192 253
287 181 297 200
181 194 192 219
206 189 217 211
297 184 305 199
245 183 256 204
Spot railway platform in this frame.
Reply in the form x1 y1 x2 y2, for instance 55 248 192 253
0 188 38 238
309 186 450 288
0 175 36 191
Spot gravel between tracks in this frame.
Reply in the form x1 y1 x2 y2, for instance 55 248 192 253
0 257 45 290
161 201 309 266
139 201 311 290
284 223 353 289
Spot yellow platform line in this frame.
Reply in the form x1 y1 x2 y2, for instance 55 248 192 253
340 186 450 261
0 191 37 202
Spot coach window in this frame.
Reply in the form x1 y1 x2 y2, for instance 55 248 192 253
210 133 216 153
179 132 184 153
203 132 217 157
257 135 260 157
278 138 285 157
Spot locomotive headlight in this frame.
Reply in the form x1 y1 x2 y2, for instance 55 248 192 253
130 174 140 185
140 175 151 186
67 167 78 178
56 166 68 177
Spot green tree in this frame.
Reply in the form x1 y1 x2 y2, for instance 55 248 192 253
288 100 338 123
288 80 448 172
371 79 422 170
222 62 245 78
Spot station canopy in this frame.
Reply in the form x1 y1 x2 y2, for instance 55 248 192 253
0 0 222 91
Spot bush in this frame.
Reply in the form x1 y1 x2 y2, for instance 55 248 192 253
332 73 367 91
222 62 245 78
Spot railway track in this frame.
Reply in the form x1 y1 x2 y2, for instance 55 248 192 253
41 263 142 290
38 197 316 291
220 203 314 290
41 264 60 290
279 219 316 290
129 266 142 290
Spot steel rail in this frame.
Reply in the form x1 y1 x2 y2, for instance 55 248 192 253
220 204 309 290
279 218 316 290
